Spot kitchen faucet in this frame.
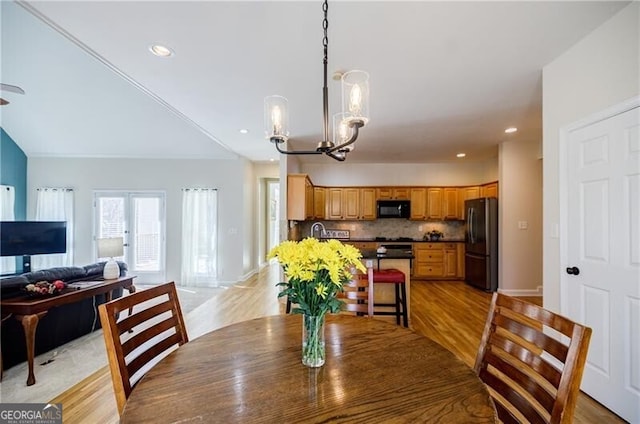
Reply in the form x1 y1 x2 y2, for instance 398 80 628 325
310 222 326 238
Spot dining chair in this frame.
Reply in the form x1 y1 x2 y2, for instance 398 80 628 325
98 281 189 416
474 292 592 424
339 266 374 317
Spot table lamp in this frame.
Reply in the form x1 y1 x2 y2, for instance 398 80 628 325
98 237 124 279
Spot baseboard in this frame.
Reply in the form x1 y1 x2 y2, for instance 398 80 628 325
238 269 257 282
498 286 543 297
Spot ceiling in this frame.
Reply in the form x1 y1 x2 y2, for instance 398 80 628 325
0 1 629 164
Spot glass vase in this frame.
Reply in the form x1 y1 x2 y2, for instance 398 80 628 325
302 314 326 367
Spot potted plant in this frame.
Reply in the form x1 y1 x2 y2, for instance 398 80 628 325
425 229 444 241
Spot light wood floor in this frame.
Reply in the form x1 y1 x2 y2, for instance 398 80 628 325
51 265 625 423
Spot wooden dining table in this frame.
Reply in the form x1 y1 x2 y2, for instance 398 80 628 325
120 314 497 423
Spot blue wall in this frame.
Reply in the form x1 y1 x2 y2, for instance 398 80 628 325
0 128 27 220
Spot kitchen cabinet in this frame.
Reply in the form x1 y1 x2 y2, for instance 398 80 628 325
287 174 314 221
377 187 410 200
442 188 459 220
414 242 461 279
360 188 377 220
343 188 360 220
325 187 375 220
313 187 325 219
410 188 427 220
346 241 377 251
326 188 344 220
458 186 480 219
481 182 498 198
426 188 443 220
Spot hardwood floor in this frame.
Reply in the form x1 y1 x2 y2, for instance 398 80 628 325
51 266 625 423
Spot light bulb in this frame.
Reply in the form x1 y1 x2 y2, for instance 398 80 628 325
271 106 282 135
349 84 362 115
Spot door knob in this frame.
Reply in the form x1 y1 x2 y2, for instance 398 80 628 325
566 266 580 275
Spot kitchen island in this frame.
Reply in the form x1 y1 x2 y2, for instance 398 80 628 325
358 248 414 327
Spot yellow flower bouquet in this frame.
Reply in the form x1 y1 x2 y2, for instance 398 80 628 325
268 237 366 366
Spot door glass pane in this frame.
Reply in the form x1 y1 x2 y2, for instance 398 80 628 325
133 197 161 272
97 197 125 260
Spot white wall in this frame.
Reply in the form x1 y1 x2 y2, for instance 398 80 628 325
27 157 255 285
542 3 639 311
499 138 543 294
302 159 498 186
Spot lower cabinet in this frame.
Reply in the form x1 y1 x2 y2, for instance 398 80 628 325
414 243 463 279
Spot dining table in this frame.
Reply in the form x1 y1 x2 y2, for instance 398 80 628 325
120 314 497 423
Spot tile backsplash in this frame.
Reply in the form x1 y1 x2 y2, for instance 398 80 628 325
298 219 465 241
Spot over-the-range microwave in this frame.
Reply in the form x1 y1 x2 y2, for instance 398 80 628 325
376 200 411 219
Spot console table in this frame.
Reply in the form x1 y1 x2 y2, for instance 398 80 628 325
0 276 136 386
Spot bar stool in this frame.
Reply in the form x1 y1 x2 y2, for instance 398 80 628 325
372 268 408 327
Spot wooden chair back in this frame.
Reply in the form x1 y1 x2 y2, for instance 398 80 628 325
98 281 189 416
474 293 592 424
339 266 374 317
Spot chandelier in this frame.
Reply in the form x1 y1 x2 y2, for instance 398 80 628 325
264 0 370 162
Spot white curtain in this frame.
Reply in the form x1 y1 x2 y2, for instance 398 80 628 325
0 185 16 274
32 188 74 269
181 188 217 286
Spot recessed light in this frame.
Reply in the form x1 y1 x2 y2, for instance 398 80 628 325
504 127 518 134
456 153 466 158
239 129 249 134
269 158 275 162
149 44 174 58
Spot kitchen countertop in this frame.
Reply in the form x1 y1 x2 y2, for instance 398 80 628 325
341 238 465 243
359 249 415 260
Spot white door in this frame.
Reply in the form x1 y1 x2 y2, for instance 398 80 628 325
562 102 639 422
94 191 166 284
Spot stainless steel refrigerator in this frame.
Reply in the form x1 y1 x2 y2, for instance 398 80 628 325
465 197 498 292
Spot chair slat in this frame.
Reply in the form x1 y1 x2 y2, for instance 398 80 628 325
494 313 569 363
480 368 549 424
116 300 173 334
491 332 562 388
121 315 180 357
485 348 556 413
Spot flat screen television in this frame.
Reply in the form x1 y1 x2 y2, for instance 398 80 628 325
0 221 67 257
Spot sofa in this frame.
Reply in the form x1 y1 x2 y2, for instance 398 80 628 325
0 261 127 369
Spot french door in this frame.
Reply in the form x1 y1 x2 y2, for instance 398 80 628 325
94 191 166 283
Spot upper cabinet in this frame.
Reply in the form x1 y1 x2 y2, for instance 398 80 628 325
377 187 410 200
442 188 459 220
481 182 498 198
326 187 376 220
313 187 325 219
287 174 314 221
426 188 443 220
458 186 480 219
360 188 377 220
410 188 427 220
286 174 498 222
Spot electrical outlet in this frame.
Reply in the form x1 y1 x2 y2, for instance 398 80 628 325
518 221 528 230
418 225 423 232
